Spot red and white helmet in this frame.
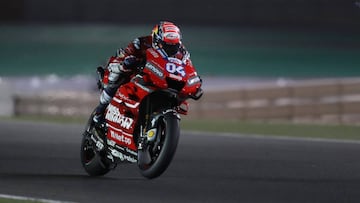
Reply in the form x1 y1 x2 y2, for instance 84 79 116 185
151 21 182 57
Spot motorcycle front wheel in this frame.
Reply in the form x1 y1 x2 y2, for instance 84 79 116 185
138 112 180 179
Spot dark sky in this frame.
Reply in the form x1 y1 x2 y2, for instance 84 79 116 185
1 0 360 30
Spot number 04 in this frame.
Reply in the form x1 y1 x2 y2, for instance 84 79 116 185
166 63 186 77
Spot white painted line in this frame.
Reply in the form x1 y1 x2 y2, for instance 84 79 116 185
185 130 360 145
0 194 76 203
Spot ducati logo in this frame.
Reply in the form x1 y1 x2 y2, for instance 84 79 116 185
106 104 134 130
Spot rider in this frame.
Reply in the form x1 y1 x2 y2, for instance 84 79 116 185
93 21 195 124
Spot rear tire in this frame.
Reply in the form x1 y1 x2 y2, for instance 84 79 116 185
80 134 110 176
80 111 110 176
138 113 180 179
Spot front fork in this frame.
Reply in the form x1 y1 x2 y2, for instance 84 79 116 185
137 109 180 165
136 88 183 165
138 112 164 149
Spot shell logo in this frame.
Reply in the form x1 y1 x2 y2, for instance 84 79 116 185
147 129 157 142
148 130 155 138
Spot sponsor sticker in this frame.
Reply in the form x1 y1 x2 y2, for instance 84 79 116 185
169 73 183 81
145 62 164 78
105 104 134 130
168 57 183 64
110 148 137 163
148 49 159 58
110 130 132 146
188 76 201 86
164 32 180 40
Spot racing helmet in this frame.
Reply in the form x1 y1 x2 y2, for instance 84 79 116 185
151 21 182 57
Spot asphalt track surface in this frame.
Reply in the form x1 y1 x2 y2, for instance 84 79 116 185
1 120 360 203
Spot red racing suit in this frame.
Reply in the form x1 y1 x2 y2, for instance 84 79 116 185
99 35 192 107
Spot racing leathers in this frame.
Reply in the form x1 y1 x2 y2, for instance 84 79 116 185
93 35 192 123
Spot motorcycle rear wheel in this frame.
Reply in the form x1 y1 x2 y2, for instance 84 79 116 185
80 134 110 176
80 111 110 176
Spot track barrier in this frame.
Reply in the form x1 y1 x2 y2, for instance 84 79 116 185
12 78 360 124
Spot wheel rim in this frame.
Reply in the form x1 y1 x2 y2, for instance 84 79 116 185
82 136 96 165
149 120 166 165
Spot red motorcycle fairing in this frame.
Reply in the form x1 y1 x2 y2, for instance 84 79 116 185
143 48 201 98
105 82 151 151
104 47 202 159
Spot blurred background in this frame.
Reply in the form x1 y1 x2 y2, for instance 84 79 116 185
1 0 360 124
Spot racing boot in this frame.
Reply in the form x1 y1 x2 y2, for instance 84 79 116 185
93 103 107 127
93 87 113 127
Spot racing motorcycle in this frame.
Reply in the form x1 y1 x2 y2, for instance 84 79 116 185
80 47 203 179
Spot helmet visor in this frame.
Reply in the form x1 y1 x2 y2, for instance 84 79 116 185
161 42 180 57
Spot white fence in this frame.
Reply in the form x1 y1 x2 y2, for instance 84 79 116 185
0 81 14 116
11 78 360 124
188 78 360 124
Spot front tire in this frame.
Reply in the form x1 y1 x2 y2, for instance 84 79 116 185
138 113 180 179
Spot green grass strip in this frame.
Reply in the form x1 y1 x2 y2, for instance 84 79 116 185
0 198 42 203
181 118 360 141
1 116 360 141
